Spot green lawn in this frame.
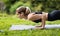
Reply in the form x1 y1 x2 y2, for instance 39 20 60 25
0 15 60 36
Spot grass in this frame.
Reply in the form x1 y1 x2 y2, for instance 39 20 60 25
0 14 60 36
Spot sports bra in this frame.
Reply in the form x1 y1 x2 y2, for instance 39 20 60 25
33 11 42 23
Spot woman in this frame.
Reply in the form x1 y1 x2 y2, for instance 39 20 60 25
16 6 60 29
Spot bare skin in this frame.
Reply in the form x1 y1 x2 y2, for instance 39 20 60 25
16 11 48 29
16 6 48 29
27 12 48 29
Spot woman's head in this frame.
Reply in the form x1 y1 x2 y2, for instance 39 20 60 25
16 6 31 19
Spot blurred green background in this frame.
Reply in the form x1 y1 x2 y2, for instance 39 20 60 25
0 0 60 36
0 0 60 14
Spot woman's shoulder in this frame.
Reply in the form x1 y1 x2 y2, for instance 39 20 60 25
28 13 35 16
27 13 35 20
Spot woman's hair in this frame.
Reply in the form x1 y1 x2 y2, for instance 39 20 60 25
16 6 31 15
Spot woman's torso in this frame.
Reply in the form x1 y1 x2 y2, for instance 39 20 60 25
30 11 48 23
28 10 60 23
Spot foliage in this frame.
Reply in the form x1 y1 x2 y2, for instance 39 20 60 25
1 0 60 14
10 1 31 14
1 0 19 14
9 1 24 14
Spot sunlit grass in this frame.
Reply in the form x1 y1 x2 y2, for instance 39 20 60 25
0 14 60 36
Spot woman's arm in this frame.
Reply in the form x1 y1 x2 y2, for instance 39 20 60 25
36 13 46 29
41 13 46 28
27 13 46 29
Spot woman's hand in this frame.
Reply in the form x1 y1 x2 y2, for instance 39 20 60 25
35 25 42 27
35 25 44 29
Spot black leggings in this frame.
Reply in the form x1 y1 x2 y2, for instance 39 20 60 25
48 10 60 21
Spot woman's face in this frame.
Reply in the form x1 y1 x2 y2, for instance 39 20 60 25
17 12 25 19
